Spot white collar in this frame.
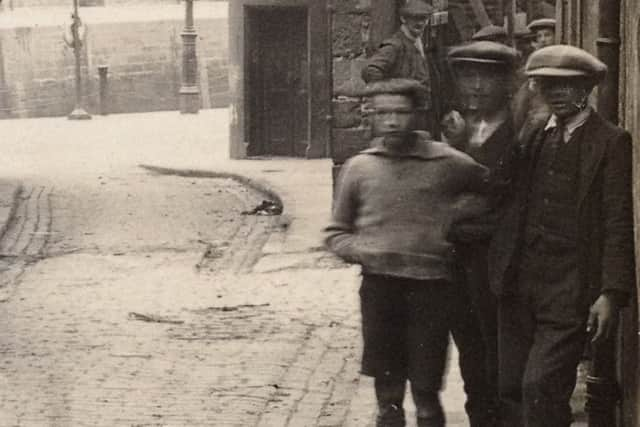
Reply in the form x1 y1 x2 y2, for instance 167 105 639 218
544 107 592 143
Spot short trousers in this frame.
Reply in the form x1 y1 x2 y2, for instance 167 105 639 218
359 273 460 391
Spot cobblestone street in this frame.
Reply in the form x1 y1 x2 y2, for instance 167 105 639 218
0 109 484 426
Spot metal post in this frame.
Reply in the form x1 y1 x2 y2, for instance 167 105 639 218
68 0 91 120
98 65 109 115
179 0 199 114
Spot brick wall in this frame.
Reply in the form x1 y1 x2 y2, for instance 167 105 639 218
0 15 228 118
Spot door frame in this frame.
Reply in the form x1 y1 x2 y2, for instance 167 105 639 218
229 0 331 159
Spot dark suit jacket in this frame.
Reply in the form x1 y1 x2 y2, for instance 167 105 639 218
361 30 431 93
488 111 635 306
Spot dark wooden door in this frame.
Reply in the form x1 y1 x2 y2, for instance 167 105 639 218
247 6 309 157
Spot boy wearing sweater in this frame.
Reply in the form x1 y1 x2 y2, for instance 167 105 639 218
325 79 490 427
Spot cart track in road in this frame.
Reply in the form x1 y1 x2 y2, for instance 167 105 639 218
0 185 53 302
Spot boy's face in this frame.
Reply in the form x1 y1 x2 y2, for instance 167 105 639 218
454 63 510 113
537 77 592 119
400 15 429 38
371 94 415 143
535 28 555 49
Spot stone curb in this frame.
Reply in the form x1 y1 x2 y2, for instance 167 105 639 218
137 164 292 227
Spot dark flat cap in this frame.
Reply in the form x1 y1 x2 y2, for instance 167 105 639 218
527 18 556 31
448 41 519 67
525 45 607 81
361 78 427 99
471 25 507 42
400 0 434 17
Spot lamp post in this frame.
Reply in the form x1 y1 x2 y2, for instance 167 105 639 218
68 0 91 120
179 0 200 113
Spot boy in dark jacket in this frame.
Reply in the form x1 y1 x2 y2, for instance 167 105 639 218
325 78 490 427
491 45 635 427
361 0 441 136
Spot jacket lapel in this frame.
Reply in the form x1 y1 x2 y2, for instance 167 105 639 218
577 112 611 209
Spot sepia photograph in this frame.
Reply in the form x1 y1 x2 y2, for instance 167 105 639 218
0 0 638 426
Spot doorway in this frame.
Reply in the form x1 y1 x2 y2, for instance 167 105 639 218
246 6 309 157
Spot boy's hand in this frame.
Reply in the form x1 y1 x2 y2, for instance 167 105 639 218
587 293 622 345
441 110 467 148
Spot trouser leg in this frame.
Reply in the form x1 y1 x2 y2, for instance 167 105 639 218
375 378 407 427
498 294 535 427
451 287 496 427
521 313 587 427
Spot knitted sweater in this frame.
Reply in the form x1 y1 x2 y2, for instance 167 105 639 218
325 133 490 281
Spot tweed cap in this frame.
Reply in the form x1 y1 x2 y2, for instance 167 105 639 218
448 41 519 67
525 45 607 81
471 25 507 42
399 0 434 17
527 18 556 32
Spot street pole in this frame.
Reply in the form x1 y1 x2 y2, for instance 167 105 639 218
68 0 91 120
179 0 200 114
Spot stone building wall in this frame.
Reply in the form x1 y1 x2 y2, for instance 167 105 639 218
3 0 225 8
330 0 373 168
0 8 228 118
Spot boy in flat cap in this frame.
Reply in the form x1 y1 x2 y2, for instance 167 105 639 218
512 18 556 132
491 45 635 427
441 40 520 426
361 0 441 136
527 18 556 51
325 78 490 427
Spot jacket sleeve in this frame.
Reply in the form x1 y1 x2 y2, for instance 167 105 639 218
600 131 636 299
324 160 361 264
361 41 400 83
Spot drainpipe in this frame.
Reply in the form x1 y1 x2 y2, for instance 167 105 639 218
595 0 620 123
585 3 622 427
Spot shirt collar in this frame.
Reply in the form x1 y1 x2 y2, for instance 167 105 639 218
401 25 426 57
362 131 451 160
544 107 592 142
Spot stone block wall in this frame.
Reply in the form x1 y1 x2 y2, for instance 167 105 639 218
4 0 225 8
0 16 228 118
330 0 373 170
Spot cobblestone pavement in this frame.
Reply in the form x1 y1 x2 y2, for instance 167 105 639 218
0 109 587 426
0 176 466 426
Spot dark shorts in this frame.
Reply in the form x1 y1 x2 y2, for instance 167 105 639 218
359 273 460 391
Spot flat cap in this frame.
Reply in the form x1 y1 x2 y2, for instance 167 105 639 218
527 18 556 32
525 45 607 81
471 25 507 43
399 0 434 17
448 41 519 67
361 78 427 100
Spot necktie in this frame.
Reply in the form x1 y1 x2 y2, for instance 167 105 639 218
547 122 564 151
